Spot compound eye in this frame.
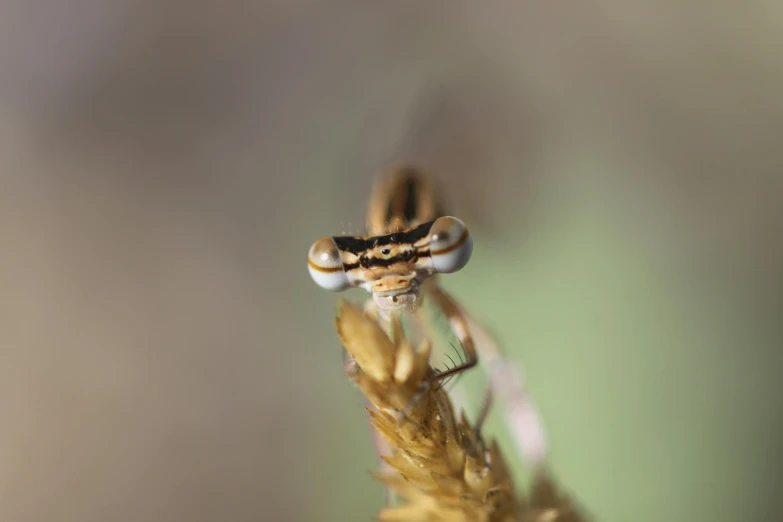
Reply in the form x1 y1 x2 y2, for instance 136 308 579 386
429 216 473 274
307 237 350 291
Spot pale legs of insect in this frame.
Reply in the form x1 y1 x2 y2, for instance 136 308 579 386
463 309 548 467
416 287 548 468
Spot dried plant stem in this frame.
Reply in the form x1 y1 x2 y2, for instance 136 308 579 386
335 299 584 522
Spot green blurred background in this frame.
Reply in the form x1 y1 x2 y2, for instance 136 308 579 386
1 1 781 521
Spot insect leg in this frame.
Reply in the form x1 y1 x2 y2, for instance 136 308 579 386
463 309 548 467
425 286 480 382
422 286 489 432
417 287 547 466
395 287 489 436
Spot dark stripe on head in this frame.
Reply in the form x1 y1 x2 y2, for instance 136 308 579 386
333 220 434 255
342 250 430 272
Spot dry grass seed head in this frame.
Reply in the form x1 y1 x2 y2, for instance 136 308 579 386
335 299 588 522
336 299 520 521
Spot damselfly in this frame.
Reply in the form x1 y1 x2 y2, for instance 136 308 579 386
307 167 546 466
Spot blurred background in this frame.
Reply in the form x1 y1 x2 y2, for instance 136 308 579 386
1 1 782 521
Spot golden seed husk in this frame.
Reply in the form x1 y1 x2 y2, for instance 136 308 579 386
335 299 585 522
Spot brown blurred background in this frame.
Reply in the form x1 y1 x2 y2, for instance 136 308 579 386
1 1 782 521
